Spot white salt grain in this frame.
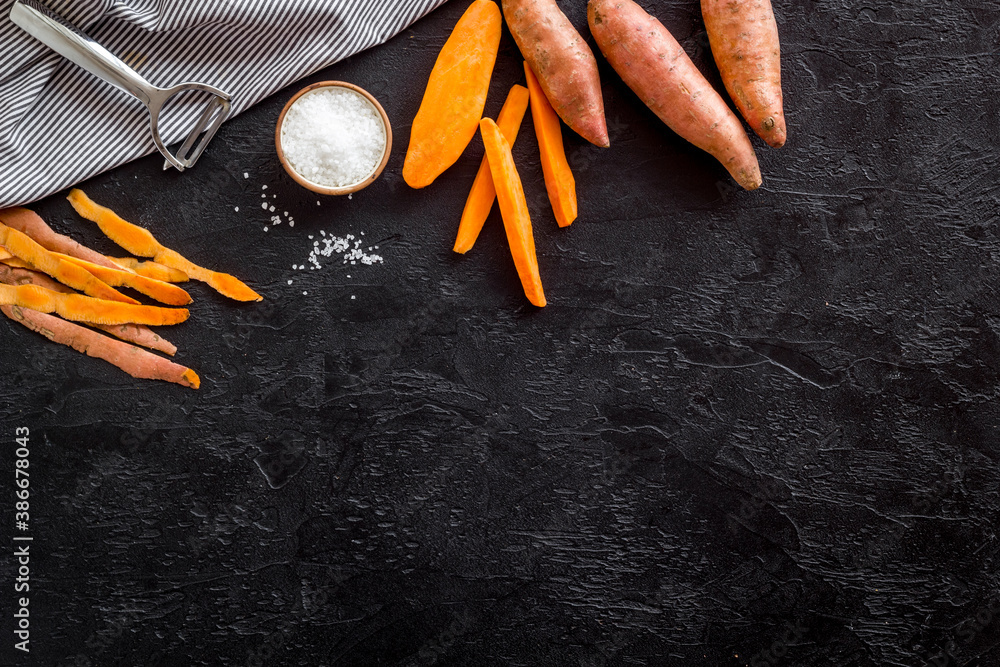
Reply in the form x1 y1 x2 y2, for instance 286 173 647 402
244 172 249 179
262 184 268 190
234 206 239 212
280 87 386 188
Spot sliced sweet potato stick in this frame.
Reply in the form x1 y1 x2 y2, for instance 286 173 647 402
0 207 120 269
0 283 188 327
0 223 137 304
0 264 177 355
67 189 261 302
480 118 546 307
524 62 578 228
1 305 198 388
54 253 192 306
454 84 531 254
109 257 189 283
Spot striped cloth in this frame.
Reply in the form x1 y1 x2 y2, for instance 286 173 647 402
0 0 447 208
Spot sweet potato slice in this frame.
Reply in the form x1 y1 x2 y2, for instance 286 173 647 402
454 84 531 254
480 118 546 307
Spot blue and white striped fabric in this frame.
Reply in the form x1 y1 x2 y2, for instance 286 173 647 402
0 0 447 207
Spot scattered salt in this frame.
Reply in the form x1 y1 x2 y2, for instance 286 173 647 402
351 295 355 300
269 205 275 212
244 172 249 178
287 280 293 285
279 87 386 188
234 206 239 212
262 184 268 190
261 202 267 210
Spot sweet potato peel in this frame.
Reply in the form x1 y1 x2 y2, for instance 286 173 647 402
0 206 120 269
0 283 188 327
0 223 137 303
55 253 192 306
110 257 189 283
2 305 198 388
67 189 261 302
0 264 177 356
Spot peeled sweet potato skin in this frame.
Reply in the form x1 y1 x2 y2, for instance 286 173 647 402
503 0 609 148
702 0 785 148
588 0 761 190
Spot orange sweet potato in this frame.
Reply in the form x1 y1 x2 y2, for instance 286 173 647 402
524 62 577 228
588 0 762 190
503 0 609 147
403 0 502 189
480 118 546 307
454 84 531 254
702 0 786 148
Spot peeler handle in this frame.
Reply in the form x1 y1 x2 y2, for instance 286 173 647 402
10 0 157 105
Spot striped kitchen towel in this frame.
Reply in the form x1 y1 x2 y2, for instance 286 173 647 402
0 0 448 208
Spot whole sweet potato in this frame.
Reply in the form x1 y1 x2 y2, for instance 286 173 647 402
588 0 762 190
702 0 786 147
503 0 609 148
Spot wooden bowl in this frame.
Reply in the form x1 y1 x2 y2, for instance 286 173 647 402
275 81 392 196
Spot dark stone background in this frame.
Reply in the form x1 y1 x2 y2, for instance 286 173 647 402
2 1 1000 665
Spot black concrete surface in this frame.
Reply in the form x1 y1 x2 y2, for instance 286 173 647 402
2 1 999 665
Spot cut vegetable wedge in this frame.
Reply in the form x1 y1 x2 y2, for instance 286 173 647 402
454 84 531 254
525 62 578 228
480 118 546 307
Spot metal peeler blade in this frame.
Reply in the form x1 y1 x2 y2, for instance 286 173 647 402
11 0 232 173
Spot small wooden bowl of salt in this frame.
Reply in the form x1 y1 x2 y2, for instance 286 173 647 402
275 81 392 195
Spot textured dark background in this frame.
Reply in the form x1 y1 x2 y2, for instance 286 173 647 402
2 0 1000 665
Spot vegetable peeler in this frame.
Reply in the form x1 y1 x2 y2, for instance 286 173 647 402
9 0 232 172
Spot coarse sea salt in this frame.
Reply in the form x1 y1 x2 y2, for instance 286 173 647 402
280 87 386 188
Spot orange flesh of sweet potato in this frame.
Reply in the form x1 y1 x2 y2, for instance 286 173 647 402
480 118 546 307
524 62 578 228
503 0 609 147
588 0 762 190
67 189 261 302
702 0 785 148
454 84 531 254
402 0 502 189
